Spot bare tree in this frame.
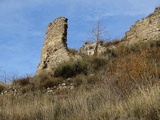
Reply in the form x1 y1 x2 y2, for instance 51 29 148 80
89 19 108 55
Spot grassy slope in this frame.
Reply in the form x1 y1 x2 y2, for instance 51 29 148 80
0 40 160 120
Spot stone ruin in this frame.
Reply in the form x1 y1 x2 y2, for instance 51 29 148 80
122 7 160 44
36 7 160 75
78 42 107 56
36 17 70 75
79 7 160 55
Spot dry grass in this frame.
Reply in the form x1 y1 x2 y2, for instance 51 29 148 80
0 83 9 93
0 40 160 119
68 48 77 55
35 74 64 90
13 77 31 86
54 56 108 78
103 39 121 47
0 78 159 120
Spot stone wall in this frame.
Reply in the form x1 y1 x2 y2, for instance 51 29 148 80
78 42 106 56
36 17 70 75
122 7 160 44
79 7 160 56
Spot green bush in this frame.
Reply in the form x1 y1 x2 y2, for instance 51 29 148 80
54 56 108 78
54 60 88 78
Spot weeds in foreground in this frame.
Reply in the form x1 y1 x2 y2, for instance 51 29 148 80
13 77 31 86
0 84 6 93
0 79 159 120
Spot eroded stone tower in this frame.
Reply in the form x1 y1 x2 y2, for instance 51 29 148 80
36 17 70 75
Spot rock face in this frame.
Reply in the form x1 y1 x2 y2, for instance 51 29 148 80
122 7 160 44
78 42 106 56
36 17 70 75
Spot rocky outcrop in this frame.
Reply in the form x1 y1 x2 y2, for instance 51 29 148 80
122 7 160 44
78 42 106 56
36 17 70 75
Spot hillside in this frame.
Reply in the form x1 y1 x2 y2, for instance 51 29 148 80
0 7 160 120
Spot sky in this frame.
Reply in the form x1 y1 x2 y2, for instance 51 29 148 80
0 0 160 82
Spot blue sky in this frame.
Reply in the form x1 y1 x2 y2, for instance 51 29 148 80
0 0 160 82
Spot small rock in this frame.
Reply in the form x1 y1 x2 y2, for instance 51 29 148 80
62 83 66 86
69 86 74 90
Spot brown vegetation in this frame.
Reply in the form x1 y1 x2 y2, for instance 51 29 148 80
0 40 160 120
0 84 6 93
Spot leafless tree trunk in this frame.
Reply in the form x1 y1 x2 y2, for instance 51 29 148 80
90 20 107 55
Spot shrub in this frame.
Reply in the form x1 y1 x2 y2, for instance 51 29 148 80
68 48 77 55
0 83 5 93
12 77 35 94
105 48 118 58
36 76 64 90
97 40 105 45
20 84 35 94
13 77 31 86
38 79 56 90
103 39 120 47
129 43 142 53
87 74 102 84
70 74 103 87
54 56 108 78
85 56 108 72
70 75 84 87
108 49 160 95
54 60 88 78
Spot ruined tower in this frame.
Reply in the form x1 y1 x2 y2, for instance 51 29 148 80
36 17 70 75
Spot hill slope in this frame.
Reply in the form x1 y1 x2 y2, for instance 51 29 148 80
0 7 160 120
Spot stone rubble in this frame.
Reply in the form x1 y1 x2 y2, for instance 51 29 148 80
0 82 75 95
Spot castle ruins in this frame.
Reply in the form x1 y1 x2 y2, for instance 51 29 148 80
36 7 160 75
122 7 160 44
36 17 70 75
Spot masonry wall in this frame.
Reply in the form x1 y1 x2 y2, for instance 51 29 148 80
78 7 160 57
36 17 70 75
78 42 107 56
123 7 160 44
